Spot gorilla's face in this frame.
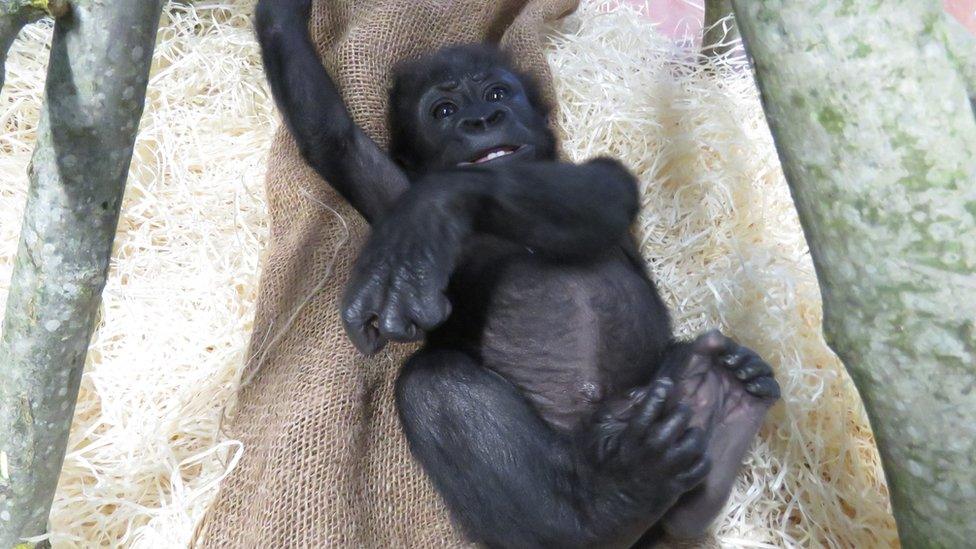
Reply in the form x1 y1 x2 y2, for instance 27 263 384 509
406 67 556 172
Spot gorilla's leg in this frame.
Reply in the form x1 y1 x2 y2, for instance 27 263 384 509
657 331 780 539
396 348 709 549
396 348 573 548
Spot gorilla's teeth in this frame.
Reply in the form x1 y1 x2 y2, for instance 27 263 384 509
473 147 515 163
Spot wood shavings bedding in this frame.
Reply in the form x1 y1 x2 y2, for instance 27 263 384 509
0 0 896 546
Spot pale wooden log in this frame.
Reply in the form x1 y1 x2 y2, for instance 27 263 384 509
0 1 163 545
732 1 976 546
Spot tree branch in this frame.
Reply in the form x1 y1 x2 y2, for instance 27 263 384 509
0 0 163 545
701 0 738 59
0 0 69 17
731 1 976 546
0 6 40 93
0 1 69 91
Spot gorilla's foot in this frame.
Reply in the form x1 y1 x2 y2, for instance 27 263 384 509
660 330 780 540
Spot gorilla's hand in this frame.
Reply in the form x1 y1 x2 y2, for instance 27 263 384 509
341 190 467 354
587 378 711 505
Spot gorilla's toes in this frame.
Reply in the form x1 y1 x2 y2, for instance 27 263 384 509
716 343 779 401
745 376 781 400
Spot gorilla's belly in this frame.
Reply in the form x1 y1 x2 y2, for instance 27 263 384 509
476 252 670 431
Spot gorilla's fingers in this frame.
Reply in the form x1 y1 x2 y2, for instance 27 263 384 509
734 356 773 381
376 291 415 341
632 378 672 427
343 269 387 321
745 377 781 400
719 347 752 370
647 404 692 450
616 379 671 456
673 455 711 488
409 292 452 331
342 274 390 354
616 386 651 418
666 426 707 466
342 314 387 355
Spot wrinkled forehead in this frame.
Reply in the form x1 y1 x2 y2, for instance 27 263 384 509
392 45 514 94
414 65 511 95
427 67 516 92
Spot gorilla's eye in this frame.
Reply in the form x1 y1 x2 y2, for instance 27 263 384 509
432 101 458 119
485 85 508 102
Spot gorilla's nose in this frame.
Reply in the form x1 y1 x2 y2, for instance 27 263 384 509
461 109 506 132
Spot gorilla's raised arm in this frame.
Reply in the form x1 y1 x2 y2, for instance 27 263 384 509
341 158 639 354
255 0 408 223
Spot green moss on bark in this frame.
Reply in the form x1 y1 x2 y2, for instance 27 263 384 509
733 1 976 546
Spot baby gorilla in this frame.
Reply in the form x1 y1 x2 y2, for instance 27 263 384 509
256 2 779 547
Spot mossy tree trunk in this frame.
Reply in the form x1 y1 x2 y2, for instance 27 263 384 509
731 1 976 546
0 1 163 546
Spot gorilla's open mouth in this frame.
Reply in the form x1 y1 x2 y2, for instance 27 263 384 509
461 145 526 165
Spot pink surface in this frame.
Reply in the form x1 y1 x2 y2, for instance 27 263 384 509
945 0 976 34
644 0 702 42
620 0 702 41
618 0 976 39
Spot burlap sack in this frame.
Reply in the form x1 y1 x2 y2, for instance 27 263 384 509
198 1 578 545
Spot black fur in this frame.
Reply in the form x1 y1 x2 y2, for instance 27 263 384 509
256 2 780 546
389 44 554 175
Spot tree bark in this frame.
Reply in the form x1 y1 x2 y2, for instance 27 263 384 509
731 1 976 547
0 1 163 546
0 2 69 91
1 3 41 93
702 0 737 57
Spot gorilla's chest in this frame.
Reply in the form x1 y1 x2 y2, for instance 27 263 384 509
446 244 672 431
